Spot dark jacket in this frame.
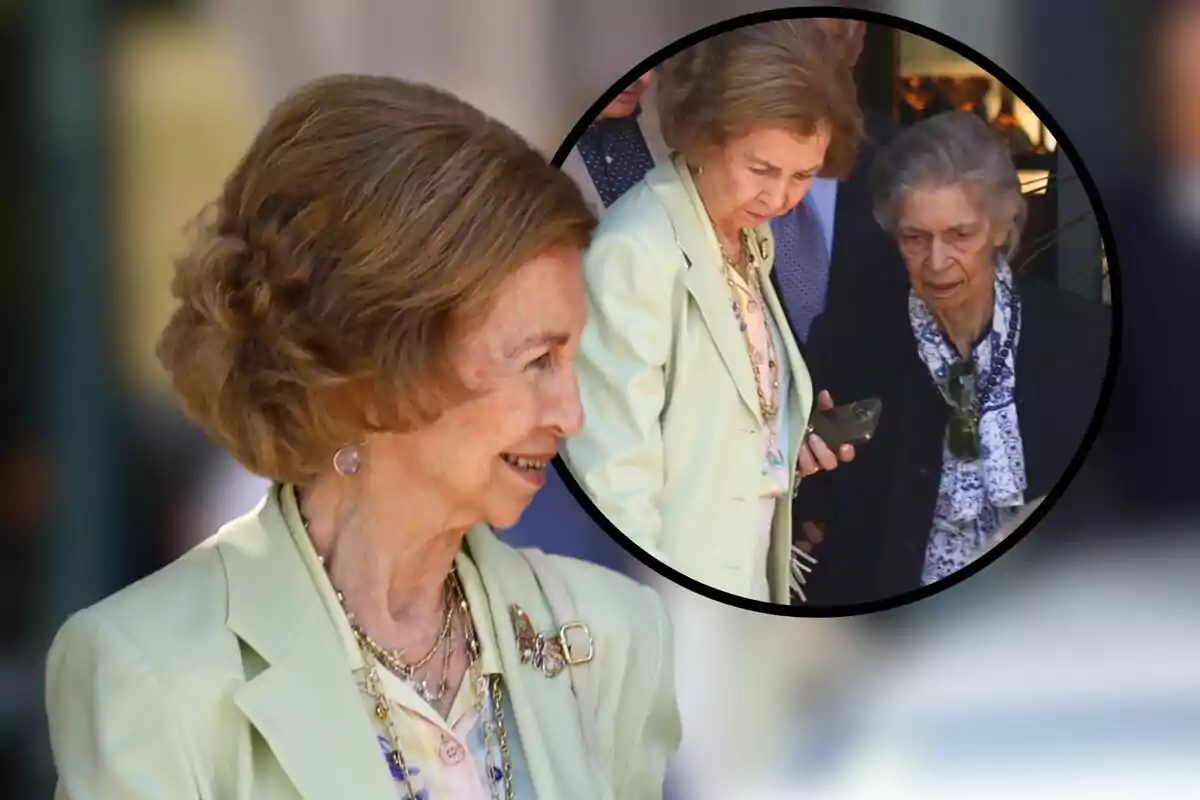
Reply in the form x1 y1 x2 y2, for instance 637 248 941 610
795 276 1113 607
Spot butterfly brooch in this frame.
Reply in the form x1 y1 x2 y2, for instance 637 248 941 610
509 604 593 678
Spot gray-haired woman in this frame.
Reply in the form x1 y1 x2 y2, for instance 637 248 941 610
794 110 1111 606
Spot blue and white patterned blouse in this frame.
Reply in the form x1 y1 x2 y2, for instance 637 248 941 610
910 258 1028 585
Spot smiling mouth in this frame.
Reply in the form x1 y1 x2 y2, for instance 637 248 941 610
501 454 550 470
500 453 553 486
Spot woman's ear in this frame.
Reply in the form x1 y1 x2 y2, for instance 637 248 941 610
990 222 1013 249
991 195 1023 250
689 142 722 177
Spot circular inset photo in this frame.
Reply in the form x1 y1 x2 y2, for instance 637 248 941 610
551 10 1119 615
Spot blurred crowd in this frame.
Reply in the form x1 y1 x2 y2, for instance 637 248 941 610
3 0 1200 797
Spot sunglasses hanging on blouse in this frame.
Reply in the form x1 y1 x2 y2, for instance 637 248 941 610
942 293 1021 461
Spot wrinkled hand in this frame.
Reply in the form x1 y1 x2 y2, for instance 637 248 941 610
797 390 856 476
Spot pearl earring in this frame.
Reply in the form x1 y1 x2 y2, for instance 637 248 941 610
332 445 362 477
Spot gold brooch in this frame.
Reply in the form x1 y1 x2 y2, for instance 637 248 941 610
509 604 593 678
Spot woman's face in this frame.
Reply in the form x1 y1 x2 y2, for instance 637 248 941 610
366 246 587 531
701 125 831 231
894 183 1010 313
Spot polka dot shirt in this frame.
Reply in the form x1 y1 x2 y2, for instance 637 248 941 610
576 108 657 208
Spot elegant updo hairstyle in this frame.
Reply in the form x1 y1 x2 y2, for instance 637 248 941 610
157 75 596 485
655 19 864 179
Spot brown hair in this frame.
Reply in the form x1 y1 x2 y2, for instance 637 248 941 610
157 74 596 484
655 20 864 179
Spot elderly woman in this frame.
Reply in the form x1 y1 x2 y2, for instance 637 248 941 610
45 75 680 799
798 110 1112 607
560 22 861 605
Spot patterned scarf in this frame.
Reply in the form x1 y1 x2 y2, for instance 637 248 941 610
909 257 1027 548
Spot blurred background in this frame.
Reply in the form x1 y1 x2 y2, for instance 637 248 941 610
3 0 1198 797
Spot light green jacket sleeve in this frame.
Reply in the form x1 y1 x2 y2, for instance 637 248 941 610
547 554 682 799
46 610 200 799
611 584 680 798
564 230 681 563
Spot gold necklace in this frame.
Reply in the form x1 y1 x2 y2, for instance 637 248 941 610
349 587 454 703
722 232 781 420
316 554 514 799
457 578 514 800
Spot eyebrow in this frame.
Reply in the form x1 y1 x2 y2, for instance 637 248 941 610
898 223 981 235
748 155 823 175
504 330 570 358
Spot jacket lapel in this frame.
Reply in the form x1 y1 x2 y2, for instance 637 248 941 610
219 491 398 800
1013 299 1053 498
761 262 814 459
760 252 814 601
646 158 764 423
459 528 608 800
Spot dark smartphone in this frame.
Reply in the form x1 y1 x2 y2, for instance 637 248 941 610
807 398 882 449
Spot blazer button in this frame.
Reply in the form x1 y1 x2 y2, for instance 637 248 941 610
439 737 465 765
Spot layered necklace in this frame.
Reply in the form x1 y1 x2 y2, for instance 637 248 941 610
316 553 514 800
720 229 781 422
692 164 781 423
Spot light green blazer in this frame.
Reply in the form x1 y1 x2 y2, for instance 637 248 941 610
45 486 680 799
562 155 815 604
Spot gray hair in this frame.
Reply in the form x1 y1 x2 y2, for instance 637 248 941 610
870 110 1027 259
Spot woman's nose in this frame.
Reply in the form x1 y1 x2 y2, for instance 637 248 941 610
549 368 585 439
758 182 785 214
929 239 955 271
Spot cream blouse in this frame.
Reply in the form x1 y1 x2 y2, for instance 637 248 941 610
724 250 793 601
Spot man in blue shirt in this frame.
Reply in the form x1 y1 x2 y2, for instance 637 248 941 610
770 20 906 346
559 71 670 212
